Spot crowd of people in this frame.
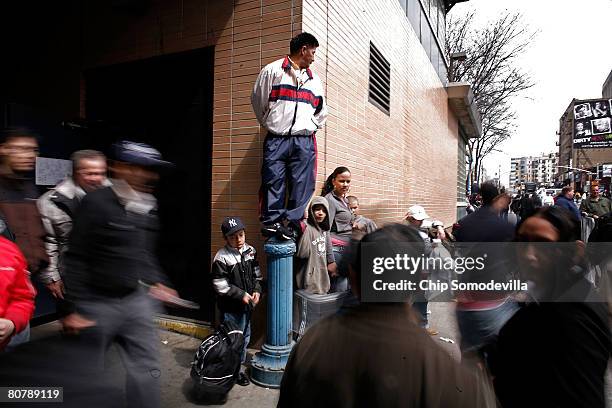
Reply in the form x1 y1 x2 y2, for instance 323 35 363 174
277 180 612 407
0 128 177 407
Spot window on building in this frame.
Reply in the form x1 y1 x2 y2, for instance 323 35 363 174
437 4 446 43
457 131 468 203
368 42 391 115
429 0 439 40
399 0 407 13
420 11 432 59
431 43 440 79
407 0 420 34
403 0 447 83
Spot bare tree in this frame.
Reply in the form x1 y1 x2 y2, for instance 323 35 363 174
446 11 536 191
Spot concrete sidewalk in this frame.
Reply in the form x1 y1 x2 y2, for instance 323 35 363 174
29 302 611 407
29 320 280 407
161 302 465 407
158 330 279 407
27 304 461 408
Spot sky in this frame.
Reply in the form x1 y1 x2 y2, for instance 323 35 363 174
450 0 612 187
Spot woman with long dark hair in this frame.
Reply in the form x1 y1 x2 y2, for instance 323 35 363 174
321 167 353 292
492 206 611 407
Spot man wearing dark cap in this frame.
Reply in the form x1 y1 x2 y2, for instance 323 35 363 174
62 141 176 408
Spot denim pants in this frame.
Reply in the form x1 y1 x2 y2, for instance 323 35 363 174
5 323 30 351
222 312 251 366
330 245 349 293
456 299 519 353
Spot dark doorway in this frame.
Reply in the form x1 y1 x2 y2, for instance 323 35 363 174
85 48 214 322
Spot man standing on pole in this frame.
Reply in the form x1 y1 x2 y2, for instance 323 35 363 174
251 32 328 240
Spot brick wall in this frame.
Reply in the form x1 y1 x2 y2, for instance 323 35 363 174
303 0 459 230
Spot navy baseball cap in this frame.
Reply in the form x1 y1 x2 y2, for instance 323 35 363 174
113 140 172 168
221 216 245 236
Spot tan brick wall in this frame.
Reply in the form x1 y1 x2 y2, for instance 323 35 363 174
303 0 459 229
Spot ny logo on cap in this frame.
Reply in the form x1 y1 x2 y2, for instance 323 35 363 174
228 219 237 227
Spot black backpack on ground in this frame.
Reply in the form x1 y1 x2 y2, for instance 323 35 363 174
190 321 245 403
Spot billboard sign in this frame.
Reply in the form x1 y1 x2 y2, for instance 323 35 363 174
573 99 612 148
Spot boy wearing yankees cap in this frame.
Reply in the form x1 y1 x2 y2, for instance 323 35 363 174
211 216 262 386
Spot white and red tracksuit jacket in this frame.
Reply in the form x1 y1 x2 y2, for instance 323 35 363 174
251 56 328 136
0 237 36 350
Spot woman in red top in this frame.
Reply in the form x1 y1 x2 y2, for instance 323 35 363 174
0 236 36 351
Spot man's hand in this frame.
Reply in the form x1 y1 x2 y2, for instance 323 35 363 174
148 283 179 303
0 318 15 343
436 226 446 241
242 292 253 305
46 280 65 299
61 313 96 335
252 292 261 306
328 262 338 277
352 221 366 231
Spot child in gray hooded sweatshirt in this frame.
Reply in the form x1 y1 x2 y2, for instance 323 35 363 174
295 196 337 294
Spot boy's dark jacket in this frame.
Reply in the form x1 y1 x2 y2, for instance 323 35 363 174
212 243 262 313
295 196 334 294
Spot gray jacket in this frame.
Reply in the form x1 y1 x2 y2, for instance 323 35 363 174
324 192 354 244
37 178 110 283
295 196 334 294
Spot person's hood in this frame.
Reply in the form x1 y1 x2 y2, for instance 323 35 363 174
308 196 330 231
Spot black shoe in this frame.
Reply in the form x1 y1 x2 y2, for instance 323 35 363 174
237 372 250 386
275 224 297 241
261 223 282 238
261 222 296 241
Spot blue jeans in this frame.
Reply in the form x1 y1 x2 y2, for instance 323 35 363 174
222 312 250 365
456 300 519 353
330 245 349 293
5 323 30 351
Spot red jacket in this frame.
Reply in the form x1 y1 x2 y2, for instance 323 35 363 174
0 237 36 350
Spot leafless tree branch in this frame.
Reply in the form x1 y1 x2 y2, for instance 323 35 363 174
447 10 537 187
